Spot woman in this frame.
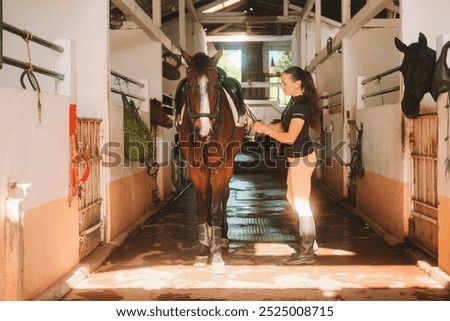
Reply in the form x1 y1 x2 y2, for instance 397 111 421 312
251 66 321 265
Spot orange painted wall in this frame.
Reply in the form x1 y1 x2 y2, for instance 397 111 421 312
438 195 450 275
323 159 345 199
356 170 407 243
107 170 153 241
24 198 79 299
157 162 175 200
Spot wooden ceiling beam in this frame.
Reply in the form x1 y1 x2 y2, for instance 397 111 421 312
185 0 199 22
206 34 292 42
200 12 301 24
299 0 315 21
306 0 393 72
111 0 176 52
207 23 234 35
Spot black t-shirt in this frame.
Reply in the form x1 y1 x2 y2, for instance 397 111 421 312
280 95 313 158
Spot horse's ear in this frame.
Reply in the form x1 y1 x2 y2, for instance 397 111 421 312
418 33 428 47
210 48 223 67
395 37 408 53
180 47 192 66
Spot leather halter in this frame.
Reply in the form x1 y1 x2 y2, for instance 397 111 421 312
185 66 222 131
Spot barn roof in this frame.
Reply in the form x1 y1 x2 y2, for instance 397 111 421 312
111 0 400 36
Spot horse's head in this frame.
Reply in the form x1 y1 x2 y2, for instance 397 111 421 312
180 47 223 140
150 98 173 129
395 33 436 119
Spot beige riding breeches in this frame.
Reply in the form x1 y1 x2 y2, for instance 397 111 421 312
286 151 317 217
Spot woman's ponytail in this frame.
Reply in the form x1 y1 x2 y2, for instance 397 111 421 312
301 71 321 132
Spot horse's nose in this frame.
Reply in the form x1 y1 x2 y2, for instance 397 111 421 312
199 132 211 142
165 119 174 129
196 118 212 139
195 127 211 141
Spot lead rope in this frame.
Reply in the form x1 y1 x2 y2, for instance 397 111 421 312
21 31 42 122
444 90 450 180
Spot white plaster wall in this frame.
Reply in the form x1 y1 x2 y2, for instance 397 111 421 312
110 26 162 108
292 18 340 68
316 53 342 98
437 34 450 200
0 89 71 209
355 103 404 181
437 93 450 199
343 26 400 111
401 0 450 48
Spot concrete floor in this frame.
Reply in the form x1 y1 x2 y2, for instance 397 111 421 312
61 157 450 301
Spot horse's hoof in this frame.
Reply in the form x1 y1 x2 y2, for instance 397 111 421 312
194 256 209 267
211 261 226 274
211 253 226 274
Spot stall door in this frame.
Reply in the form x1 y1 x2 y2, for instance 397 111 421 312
77 118 103 259
410 114 438 258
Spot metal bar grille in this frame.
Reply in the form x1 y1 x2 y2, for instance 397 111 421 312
77 118 103 259
1 20 65 80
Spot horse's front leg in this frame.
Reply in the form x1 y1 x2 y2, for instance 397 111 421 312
210 172 231 274
189 167 211 267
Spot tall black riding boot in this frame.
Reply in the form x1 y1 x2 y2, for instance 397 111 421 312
283 216 316 265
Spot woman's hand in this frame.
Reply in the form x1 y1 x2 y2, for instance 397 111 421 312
252 121 265 134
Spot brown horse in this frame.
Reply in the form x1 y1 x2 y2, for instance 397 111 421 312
150 98 174 129
176 48 245 273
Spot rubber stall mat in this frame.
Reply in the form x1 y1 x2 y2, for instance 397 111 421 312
235 189 286 201
227 216 298 242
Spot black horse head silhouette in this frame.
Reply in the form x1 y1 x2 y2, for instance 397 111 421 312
395 33 436 119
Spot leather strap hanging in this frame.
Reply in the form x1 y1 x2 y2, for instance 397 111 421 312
68 104 90 206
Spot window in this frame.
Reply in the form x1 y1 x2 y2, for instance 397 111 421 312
269 50 292 105
217 50 242 81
